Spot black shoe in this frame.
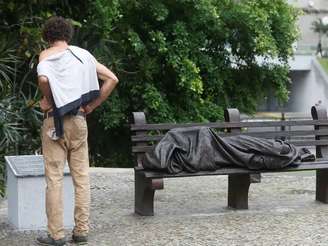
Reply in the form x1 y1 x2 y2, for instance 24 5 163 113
72 234 88 245
36 234 66 246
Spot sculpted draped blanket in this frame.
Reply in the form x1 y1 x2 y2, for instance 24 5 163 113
143 127 315 174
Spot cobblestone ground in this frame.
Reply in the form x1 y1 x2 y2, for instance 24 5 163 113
1 168 328 246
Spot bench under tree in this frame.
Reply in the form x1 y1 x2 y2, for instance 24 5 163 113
130 105 328 216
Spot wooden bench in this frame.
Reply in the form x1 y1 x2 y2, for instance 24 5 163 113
130 105 328 216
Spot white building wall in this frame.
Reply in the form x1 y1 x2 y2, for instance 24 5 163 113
262 56 328 113
288 0 328 10
288 0 328 51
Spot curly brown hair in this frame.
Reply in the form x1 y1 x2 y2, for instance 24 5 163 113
42 16 73 43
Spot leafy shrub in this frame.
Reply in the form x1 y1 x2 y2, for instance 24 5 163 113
0 35 41 197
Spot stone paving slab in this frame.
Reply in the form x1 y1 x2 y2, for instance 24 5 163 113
1 168 328 245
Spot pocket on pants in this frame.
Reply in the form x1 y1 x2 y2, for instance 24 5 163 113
74 116 87 130
42 118 53 140
72 116 88 141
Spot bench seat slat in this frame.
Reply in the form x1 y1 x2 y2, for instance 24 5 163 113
289 140 328 146
136 160 328 178
131 119 328 131
131 129 328 142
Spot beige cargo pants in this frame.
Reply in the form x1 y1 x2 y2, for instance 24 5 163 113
42 115 90 240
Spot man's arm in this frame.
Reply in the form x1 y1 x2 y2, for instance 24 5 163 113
84 62 119 114
38 50 54 112
38 75 53 112
38 76 52 103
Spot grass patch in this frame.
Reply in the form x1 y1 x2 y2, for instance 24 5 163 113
318 58 328 74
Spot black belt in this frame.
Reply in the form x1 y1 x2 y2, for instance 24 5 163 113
43 110 85 119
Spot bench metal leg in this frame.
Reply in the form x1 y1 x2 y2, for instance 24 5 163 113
316 170 328 203
228 174 251 209
135 172 155 216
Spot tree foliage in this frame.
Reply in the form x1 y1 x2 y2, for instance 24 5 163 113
312 18 328 42
0 0 299 195
88 0 299 166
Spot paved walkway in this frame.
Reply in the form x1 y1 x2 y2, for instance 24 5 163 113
1 168 328 245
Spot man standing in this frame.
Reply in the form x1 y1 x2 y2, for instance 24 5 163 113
36 16 118 246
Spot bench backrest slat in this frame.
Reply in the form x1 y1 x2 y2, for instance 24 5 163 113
131 139 328 153
131 129 328 143
131 119 328 131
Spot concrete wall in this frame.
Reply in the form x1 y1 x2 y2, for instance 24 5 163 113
286 58 328 112
260 56 328 113
288 0 328 51
296 14 328 48
288 0 328 10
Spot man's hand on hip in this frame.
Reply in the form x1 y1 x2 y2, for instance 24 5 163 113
40 97 52 112
83 104 95 115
